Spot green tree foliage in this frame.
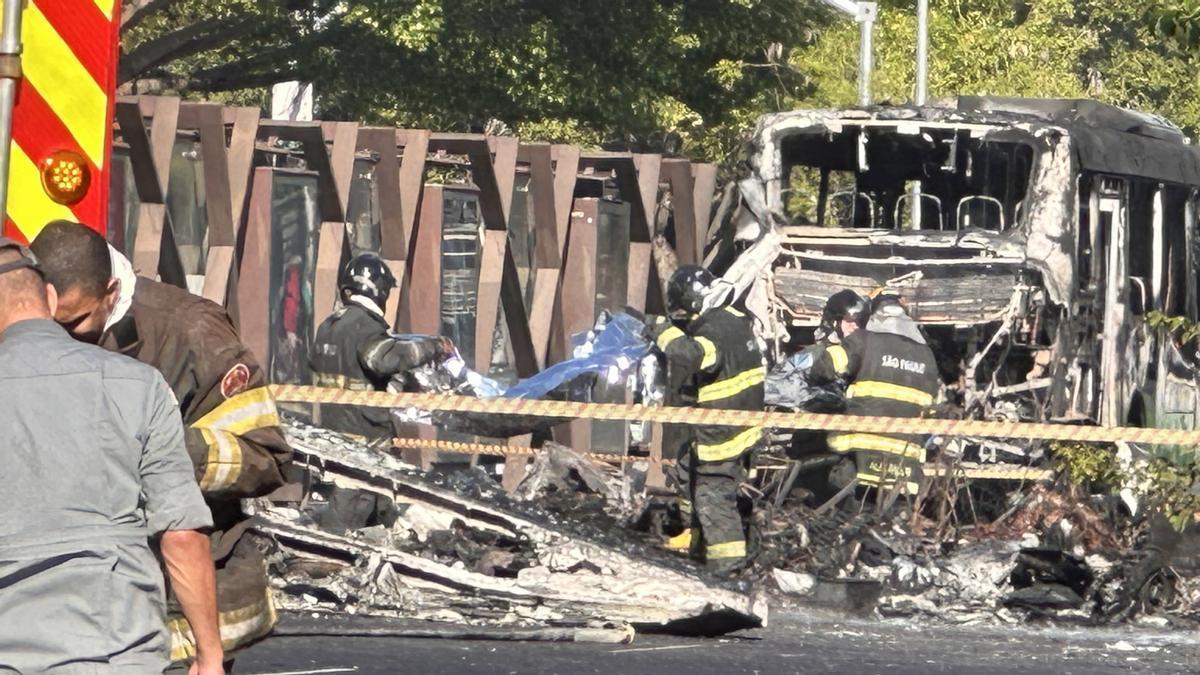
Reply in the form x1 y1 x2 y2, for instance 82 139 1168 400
1055 441 1200 529
1146 310 1200 346
121 0 1200 163
120 0 820 159
1152 1 1200 52
792 0 1092 107
788 1 1200 138
119 0 306 94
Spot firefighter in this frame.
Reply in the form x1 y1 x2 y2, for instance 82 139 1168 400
312 252 451 441
808 290 940 496
817 289 870 349
648 265 765 575
30 221 292 670
779 289 872 498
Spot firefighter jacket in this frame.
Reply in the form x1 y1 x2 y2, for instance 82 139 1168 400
100 276 292 662
655 305 766 463
809 304 939 493
312 301 442 440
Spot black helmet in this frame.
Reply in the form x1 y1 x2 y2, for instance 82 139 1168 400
666 265 716 321
339 253 396 307
870 289 904 313
820 289 869 338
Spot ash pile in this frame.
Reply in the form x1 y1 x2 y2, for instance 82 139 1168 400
253 311 776 638
254 422 1200 640
749 462 1200 628
250 420 766 638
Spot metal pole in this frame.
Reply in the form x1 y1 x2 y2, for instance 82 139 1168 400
0 0 24 223
915 0 929 106
910 0 929 229
856 3 876 107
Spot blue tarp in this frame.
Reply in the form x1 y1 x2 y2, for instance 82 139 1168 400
503 312 650 400
404 312 654 439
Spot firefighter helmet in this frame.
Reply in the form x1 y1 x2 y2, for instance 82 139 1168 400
819 289 869 339
339 253 396 307
666 265 717 321
870 289 904 312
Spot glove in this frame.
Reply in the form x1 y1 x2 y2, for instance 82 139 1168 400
644 314 671 341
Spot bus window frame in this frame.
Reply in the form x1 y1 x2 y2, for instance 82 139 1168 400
1188 190 1200 323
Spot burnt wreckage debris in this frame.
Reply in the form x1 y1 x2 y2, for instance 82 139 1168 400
253 421 766 637
751 489 1200 627
259 420 1200 632
265 96 1200 635
722 98 1200 459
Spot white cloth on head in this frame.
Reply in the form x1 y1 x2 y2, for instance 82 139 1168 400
104 244 137 331
348 294 386 319
866 304 927 345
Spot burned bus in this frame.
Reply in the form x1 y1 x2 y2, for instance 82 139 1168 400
743 97 1200 463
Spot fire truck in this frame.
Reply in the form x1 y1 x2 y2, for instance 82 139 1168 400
0 0 119 242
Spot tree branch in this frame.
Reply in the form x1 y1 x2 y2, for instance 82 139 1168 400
193 68 303 92
121 0 183 32
187 49 304 91
119 16 262 83
128 53 303 95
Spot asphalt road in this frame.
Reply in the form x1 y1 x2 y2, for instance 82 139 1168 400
234 611 1200 675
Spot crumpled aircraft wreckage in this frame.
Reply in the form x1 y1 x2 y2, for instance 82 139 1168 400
256 420 766 637
256 97 1200 634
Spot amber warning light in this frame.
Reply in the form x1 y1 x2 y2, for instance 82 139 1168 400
40 150 91 205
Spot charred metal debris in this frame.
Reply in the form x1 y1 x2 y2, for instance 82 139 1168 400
252 420 766 639
713 98 1200 455
689 97 1200 627
254 418 1200 633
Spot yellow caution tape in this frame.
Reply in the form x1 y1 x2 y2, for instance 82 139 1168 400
391 436 672 465
271 385 1200 447
391 438 1053 481
925 463 1054 481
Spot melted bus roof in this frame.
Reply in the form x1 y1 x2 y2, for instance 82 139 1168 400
763 98 1200 187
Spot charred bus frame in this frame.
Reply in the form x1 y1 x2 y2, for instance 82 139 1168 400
752 98 1200 463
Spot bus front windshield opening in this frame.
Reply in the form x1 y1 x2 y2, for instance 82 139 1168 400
781 126 1035 233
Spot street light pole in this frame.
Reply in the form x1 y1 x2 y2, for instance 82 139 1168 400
818 0 878 107
915 0 929 106
857 3 877 107
818 0 932 225
910 0 930 228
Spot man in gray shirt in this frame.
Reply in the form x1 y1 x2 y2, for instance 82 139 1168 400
0 237 224 674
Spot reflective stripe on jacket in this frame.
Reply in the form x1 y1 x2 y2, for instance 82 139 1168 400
658 305 765 462
811 306 939 492
101 277 291 657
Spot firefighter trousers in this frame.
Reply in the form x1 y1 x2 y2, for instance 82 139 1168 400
673 440 750 567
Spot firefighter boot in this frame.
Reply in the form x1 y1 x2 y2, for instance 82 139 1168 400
664 497 696 553
664 528 693 552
